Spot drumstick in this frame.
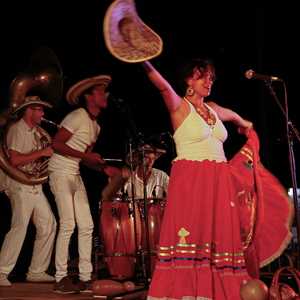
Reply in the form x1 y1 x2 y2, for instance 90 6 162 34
103 158 123 162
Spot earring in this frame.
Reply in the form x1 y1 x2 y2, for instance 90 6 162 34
186 87 195 97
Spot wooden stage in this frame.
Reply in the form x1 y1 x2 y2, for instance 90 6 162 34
0 282 148 300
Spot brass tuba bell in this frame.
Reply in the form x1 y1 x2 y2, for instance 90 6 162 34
0 46 63 185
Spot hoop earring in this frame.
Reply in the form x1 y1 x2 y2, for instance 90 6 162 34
186 87 195 97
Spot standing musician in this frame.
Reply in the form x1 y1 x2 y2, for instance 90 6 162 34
0 96 57 287
48 75 118 294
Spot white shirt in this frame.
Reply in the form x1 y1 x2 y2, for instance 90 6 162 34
5 118 45 191
48 108 100 175
123 168 169 200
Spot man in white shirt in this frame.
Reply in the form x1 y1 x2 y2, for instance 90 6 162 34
48 75 114 294
124 144 169 200
0 96 57 287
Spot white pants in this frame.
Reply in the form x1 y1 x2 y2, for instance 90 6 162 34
49 173 94 282
0 183 56 276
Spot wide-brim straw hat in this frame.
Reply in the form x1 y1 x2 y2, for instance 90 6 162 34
103 0 163 63
12 95 52 115
66 75 112 105
126 144 166 166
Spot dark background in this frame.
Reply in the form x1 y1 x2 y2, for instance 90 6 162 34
0 1 299 279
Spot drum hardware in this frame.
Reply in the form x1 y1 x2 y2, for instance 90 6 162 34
93 234 103 279
101 145 147 282
127 201 134 217
111 207 119 218
101 168 130 202
98 144 167 284
126 139 145 282
98 97 167 282
125 144 166 169
99 199 142 280
135 144 155 284
126 143 168 283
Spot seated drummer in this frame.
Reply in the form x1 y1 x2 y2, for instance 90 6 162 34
123 144 169 200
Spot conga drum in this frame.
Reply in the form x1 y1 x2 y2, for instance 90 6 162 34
138 197 166 275
100 198 142 279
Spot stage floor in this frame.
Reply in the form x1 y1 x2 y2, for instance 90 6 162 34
0 282 148 300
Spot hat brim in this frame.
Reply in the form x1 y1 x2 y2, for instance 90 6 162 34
103 0 163 63
12 100 52 115
139 144 166 160
66 75 112 105
126 144 166 166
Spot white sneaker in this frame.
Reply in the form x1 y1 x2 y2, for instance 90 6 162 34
26 272 55 282
0 273 12 287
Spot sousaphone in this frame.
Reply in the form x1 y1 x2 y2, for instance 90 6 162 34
0 46 63 185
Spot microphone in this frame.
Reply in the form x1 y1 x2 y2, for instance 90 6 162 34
108 94 126 106
160 132 174 143
244 69 282 82
162 131 173 139
146 132 172 146
41 117 60 128
158 132 170 145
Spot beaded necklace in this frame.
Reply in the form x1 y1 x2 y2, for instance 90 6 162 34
184 97 216 126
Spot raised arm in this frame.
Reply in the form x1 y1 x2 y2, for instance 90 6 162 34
142 61 181 112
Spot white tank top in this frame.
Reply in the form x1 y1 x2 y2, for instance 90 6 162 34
173 100 228 162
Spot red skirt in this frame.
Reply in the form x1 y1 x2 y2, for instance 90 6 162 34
229 132 293 277
147 159 250 300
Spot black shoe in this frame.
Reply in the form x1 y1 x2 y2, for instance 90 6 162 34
53 276 80 294
77 279 93 293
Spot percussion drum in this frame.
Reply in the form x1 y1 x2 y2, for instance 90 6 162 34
100 197 142 279
138 197 166 274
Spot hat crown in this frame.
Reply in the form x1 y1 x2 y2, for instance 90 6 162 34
11 95 52 115
66 75 112 105
103 0 163 63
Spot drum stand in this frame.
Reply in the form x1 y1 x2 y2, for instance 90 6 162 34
264 81 300 267
138 146 152 285
126 140 152 287
106 96 152 287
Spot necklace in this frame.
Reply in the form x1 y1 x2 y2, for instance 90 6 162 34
184 97 216 126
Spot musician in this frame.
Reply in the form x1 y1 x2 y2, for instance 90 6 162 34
48 75 116 294
123 144 169 200
0 96 57 287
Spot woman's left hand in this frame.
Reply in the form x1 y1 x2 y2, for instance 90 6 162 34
238 121 253 136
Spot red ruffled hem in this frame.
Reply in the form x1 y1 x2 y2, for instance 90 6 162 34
148 266 249 300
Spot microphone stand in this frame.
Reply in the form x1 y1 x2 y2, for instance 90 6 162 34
265 81 300 266
126 138 141 281
139 146 152 286
110 96 149 286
